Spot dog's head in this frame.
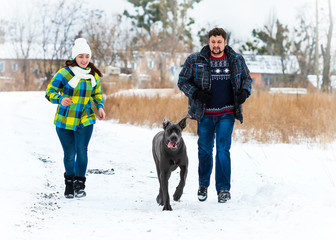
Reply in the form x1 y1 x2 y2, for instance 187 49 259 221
162 117 187 151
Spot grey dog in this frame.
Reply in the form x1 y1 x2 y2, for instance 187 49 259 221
152 117 189 211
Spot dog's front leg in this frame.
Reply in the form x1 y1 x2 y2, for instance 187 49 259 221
160 171 172 211
173 165 188 201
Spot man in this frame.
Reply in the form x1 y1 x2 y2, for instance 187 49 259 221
178 27 252 203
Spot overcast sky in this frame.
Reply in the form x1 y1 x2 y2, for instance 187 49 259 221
88 0 320 40
2 0 331 43
191 0 318 39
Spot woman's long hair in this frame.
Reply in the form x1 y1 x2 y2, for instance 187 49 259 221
64 59 103 77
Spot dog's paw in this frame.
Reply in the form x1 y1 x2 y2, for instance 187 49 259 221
173 189 183 201
162 204 172 211
156 194 163 206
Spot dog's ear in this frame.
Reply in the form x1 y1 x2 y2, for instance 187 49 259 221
178 117 187 130
163 118 171 129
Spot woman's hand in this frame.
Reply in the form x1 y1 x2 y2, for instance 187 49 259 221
98 108 106 120
61 97 72 106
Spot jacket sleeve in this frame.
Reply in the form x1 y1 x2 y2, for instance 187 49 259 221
240 56 253 97
177 55 198 98
91 74 104 109
45 71 65 104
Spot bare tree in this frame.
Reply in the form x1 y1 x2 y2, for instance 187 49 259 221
117 29 137 73
315 0 320 89
7 9 38 89
39 0 86 89
320 0 333 93
85 11 124 67
291 5 316 81
0 19 5 44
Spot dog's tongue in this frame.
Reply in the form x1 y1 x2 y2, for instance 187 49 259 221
167 141 177 149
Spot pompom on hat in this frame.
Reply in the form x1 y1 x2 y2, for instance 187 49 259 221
71 38 92 59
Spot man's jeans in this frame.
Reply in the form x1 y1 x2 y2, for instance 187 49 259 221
56 125 93 177
197 114 235 193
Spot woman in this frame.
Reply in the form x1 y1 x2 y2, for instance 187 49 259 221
45 38 106 199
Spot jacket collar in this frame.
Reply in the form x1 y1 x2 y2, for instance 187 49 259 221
199 45 211 61
199 44 238 62
224 45 238 62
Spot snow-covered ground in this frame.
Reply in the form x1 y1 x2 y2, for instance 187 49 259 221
1 91 336 240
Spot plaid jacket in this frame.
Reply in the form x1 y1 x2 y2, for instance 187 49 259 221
178 45 252 123
45 67 104 131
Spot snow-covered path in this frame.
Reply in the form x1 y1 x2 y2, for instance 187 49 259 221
1 91 336 240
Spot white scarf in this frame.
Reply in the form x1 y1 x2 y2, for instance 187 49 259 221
68 66 96 88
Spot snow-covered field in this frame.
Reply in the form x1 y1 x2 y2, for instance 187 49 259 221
1 91 336 240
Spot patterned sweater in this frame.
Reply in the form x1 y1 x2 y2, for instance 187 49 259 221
45 67 104 131
204 54 234 117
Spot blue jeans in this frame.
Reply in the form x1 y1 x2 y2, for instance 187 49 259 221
56 125 93 177
197 114 235 193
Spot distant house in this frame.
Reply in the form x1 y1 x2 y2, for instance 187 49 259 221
114 51 190 88
243 54 300 87
0 42 64 90
105 66 121 75
0 43 23 83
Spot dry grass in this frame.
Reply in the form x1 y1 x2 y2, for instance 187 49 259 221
0 79 42 91
104 94 197 134
104 90 336 144
236 91 336 143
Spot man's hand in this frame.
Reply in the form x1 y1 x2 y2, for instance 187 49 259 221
192 90 211 103
236 89 248 104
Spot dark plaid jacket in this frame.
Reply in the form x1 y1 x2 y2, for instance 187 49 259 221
178 45 253 123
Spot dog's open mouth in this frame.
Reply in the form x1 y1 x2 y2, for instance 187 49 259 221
167 141 178 150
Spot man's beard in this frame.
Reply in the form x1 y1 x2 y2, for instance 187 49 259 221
211 48 224 56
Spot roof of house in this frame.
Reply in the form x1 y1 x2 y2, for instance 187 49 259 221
243 54 300 75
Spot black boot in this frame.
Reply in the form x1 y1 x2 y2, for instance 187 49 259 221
64 173 75 199
74 176 86 198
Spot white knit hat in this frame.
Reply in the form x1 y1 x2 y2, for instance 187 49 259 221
71 38 92 59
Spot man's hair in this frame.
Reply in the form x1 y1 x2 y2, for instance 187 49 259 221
208 28 227 40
